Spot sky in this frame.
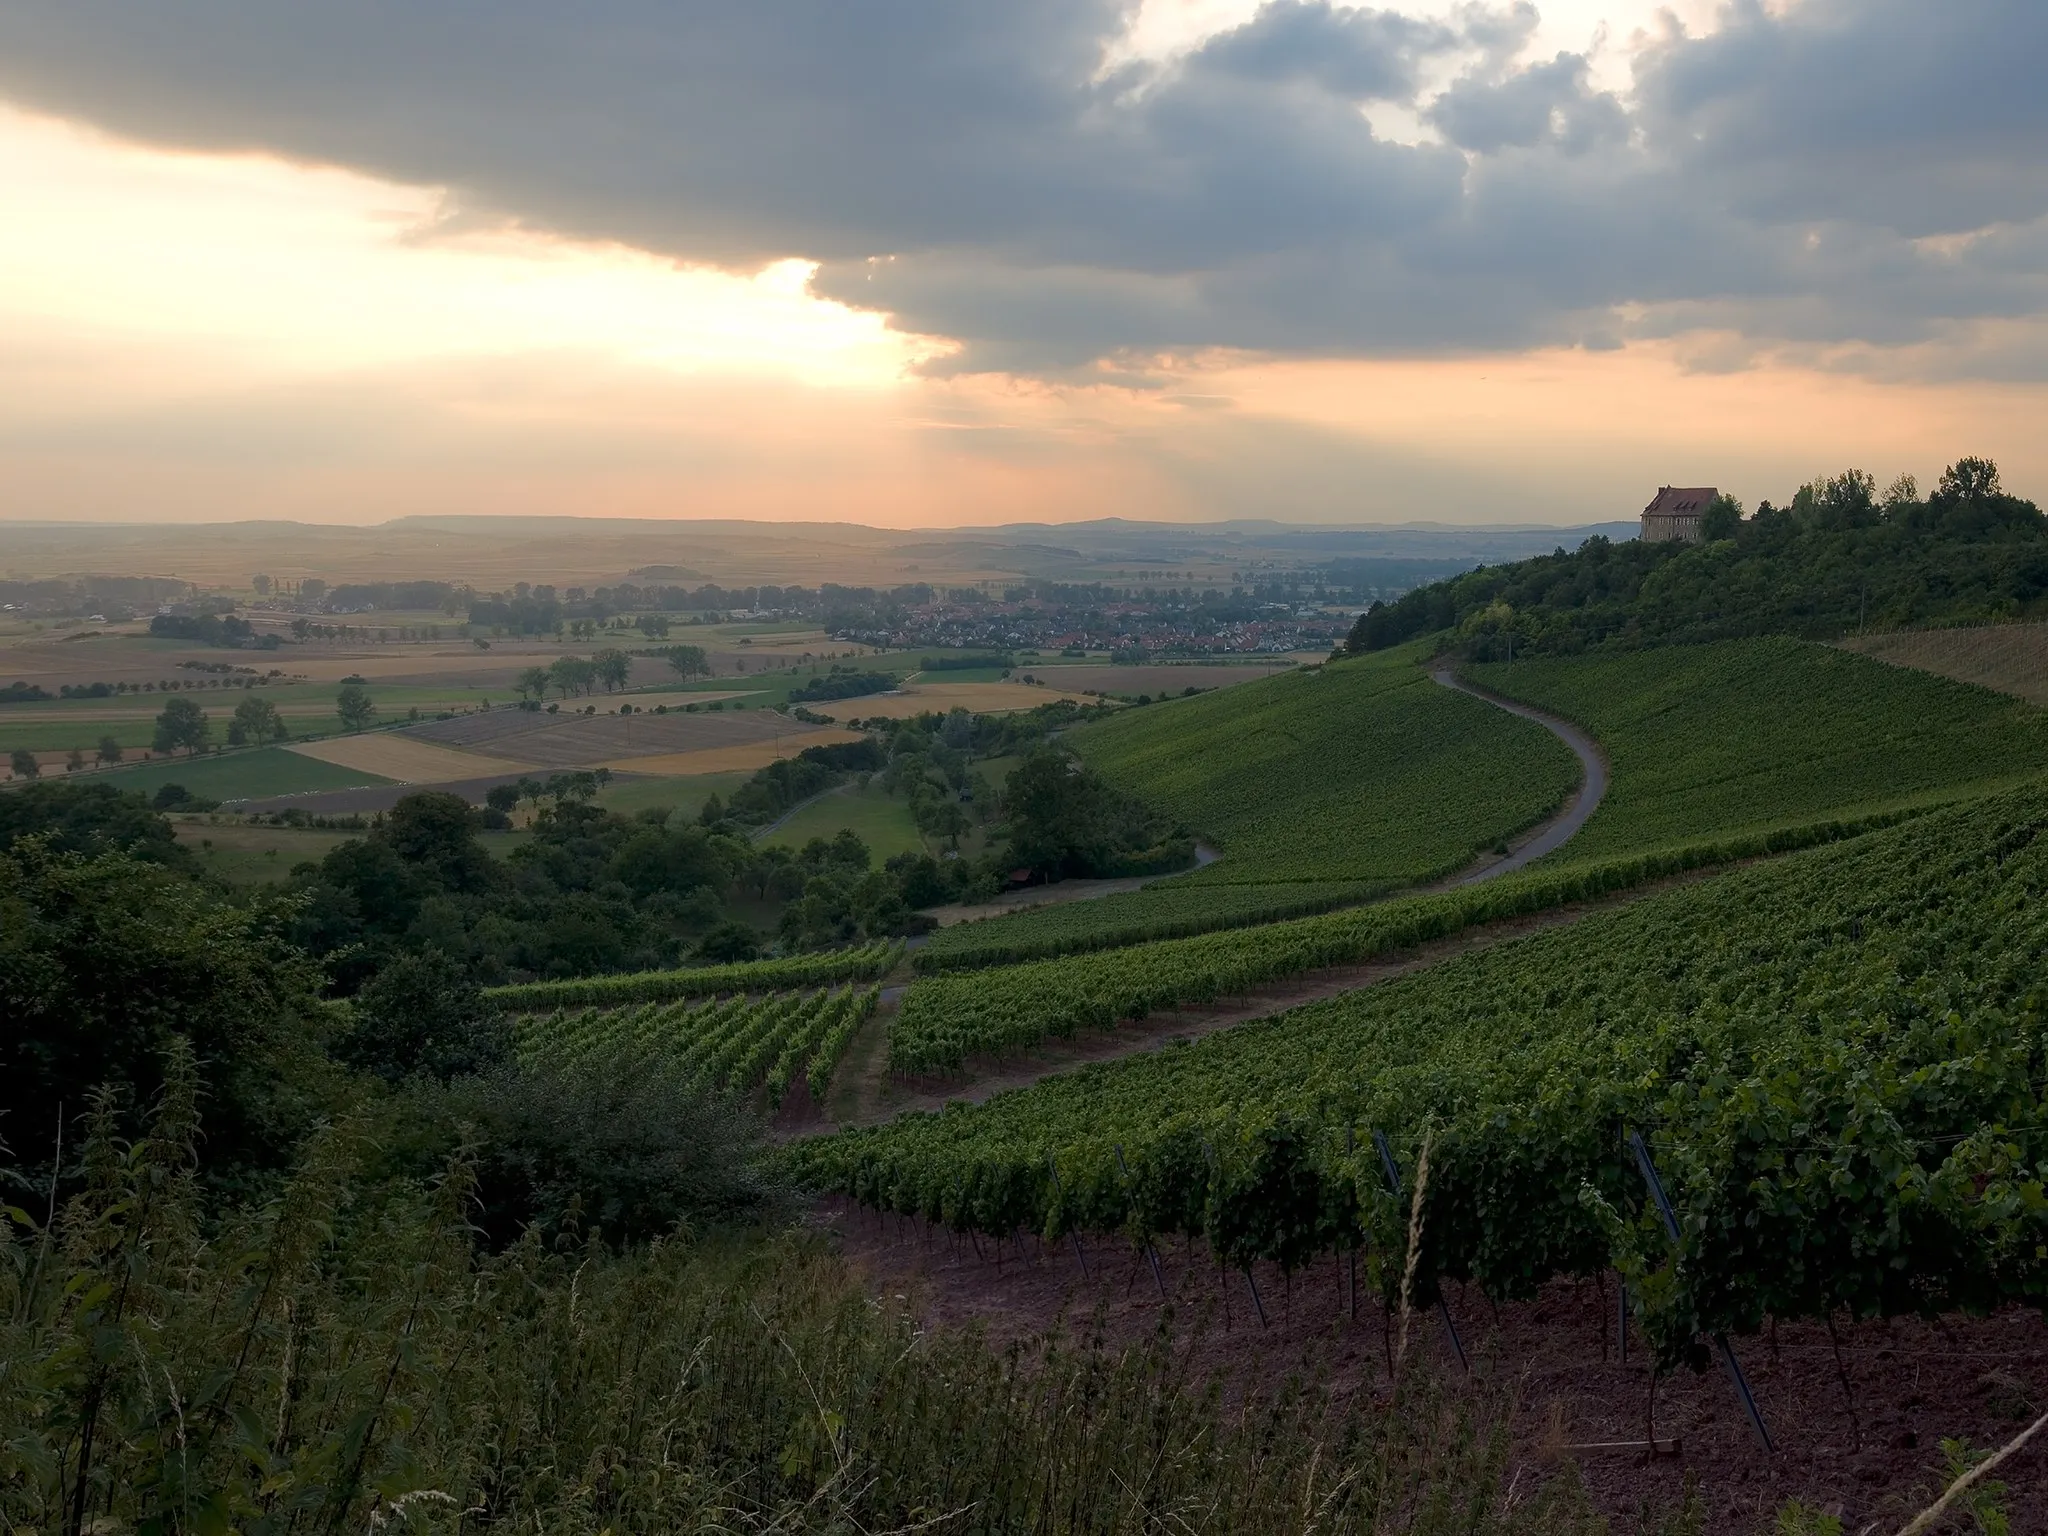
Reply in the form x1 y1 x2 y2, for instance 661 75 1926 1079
1 0 2045 529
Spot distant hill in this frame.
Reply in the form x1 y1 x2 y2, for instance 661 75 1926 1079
1347 459 2047 659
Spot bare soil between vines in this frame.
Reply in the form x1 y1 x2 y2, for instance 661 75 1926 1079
819 1195 2048 1534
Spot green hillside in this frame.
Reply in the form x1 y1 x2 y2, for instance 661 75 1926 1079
1465 636 2048 864
798 782 2048 1353
1069 646 1580 887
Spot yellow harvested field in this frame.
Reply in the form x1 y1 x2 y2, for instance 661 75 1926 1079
604 728 865 776
288 735 528 782
807 681 1093 720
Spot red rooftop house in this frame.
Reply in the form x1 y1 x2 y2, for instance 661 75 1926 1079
1640 486 1719 544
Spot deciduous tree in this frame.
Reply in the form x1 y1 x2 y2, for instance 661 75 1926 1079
336 682 376 732
152 695 211 756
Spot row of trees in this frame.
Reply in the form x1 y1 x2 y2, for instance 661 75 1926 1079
512 644 710 702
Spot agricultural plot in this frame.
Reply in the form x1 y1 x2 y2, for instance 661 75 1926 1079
803 680 1092 720
83 745 394 801
884 809 1902 1073
1066 645 1582 887
794 782 2048 1360
485 939 904 1011
515 984 881 1106
603 733 864 776
1841 620 2048 706
288 733 527 781
1466 635 2048 864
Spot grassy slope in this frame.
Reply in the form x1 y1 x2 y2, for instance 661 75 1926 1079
1069 644 1581 887
1467 635 2048 865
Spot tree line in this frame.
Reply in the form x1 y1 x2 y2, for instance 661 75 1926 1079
1347 456 2046 659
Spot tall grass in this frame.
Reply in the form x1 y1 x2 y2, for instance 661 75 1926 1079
2 1046 1659 1535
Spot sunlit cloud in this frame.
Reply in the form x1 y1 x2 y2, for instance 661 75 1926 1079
0 104 941 389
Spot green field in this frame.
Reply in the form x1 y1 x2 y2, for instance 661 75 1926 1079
596 770 751 823
798 783 2048 1353
763 782 926 860
1069 646 1580 888
85 746 393 802
1467 636 2048 864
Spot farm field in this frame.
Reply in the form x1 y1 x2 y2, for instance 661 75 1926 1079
1466 635 2048 864
794 782 2048 1358
604 731 866 776
595 769 750 822
803 679 1093 720
81 745 394 801
1841 620 2048 705
288 733 528 781
1025 661 1297 694
1066 644 1582 887
762 782 926 860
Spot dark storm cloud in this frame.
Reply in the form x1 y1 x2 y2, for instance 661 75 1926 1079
0 0 2044 373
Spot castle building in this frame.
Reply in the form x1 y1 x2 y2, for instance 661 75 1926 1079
1640 486 1719 544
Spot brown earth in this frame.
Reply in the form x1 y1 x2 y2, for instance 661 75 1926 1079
819 1196 2048 1533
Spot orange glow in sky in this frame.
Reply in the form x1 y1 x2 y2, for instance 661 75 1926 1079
3 93 2044 528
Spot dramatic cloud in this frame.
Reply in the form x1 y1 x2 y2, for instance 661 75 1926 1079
0 0 2044 375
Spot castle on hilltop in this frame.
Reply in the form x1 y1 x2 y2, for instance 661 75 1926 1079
1640 486 1719 544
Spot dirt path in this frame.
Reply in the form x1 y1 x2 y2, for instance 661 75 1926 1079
1425 666 1609 885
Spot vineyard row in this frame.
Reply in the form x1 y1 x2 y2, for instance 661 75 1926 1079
519 983 882 1106
793 784 2048 1365
486 939 903 1012
887 805 1934 1074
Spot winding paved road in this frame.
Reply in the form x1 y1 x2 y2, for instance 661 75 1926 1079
1429 667 1608 884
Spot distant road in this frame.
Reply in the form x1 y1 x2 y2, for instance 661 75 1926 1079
1429 667 1608 882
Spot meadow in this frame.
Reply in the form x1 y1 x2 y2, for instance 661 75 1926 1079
1467 635 2048 864
761 780 926 860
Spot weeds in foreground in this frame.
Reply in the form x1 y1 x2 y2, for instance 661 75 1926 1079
1 1049 1708 1535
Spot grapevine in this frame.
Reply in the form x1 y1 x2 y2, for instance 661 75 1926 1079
485 938 903 1012
794 783 2048 1364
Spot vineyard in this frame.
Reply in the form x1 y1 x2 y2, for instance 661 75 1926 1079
1467 635 2048 865
886 809 1921 1074
914 879 1375 971
1068 645 1580 888
483 939 903 1012
1842 619 2048 707
518 983 881 1106
796 781 2048 1365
